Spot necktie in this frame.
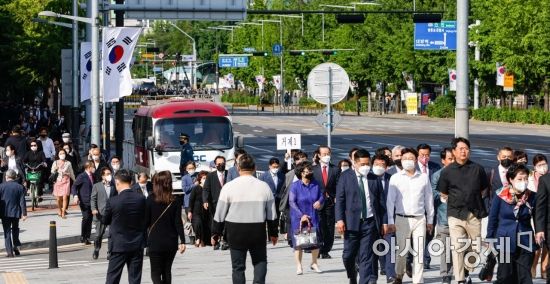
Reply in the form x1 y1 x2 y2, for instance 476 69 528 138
88 174 93 184
357 176 368 218
219 173 224 187
322 166 328 186
273 174 278 188
422 165 427 174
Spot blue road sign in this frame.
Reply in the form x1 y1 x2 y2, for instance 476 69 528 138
272 44 282 55
218 56 249 68
414 21 457 50
243 47 256 53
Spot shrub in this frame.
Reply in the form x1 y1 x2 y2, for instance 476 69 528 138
426 95 455 118
472 107 550 125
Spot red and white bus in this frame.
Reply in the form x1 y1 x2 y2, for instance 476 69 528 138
123 99 243 192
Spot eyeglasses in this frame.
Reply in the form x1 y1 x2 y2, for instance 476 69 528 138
30 144 37 147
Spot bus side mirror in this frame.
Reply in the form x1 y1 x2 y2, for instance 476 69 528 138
235 136 244 149
146 136 154 149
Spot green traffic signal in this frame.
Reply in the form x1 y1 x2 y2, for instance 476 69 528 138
290 50 305 56
252 51 268 56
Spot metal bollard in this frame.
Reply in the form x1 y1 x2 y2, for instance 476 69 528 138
49 221 58 269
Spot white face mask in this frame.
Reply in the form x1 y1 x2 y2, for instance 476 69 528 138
320 155 331 164
270 168 279 174
92 155 100 161
402 160 416 171
536 165 549 175
59 154 66 160
340 166 350 172
357 165 370 176
62 138 70 143
187 170 196 176
372 166 386 176
30 146 38 151
514 181 528 193
111 164 120 171
5 150 12 157
105 175 112 182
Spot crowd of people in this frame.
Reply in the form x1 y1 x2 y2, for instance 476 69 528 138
3 106 550 284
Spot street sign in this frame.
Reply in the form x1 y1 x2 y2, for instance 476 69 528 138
272 44 282 56
244 47 256 53
61 49 73 106
181 54 196 62
406 93 418 115
504 73 514 92
307 62 350 105
276 134 301 150
141 53 154 59
218 56 249 68
414 21 457 50
124 0 247 21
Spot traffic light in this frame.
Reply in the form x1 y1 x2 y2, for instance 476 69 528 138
252 51 268 56
336 14 365 24
322 50 337 56
413 13 442 23
146 47 160 53
290 50 306 56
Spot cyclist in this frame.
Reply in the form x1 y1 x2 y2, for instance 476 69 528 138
23 140 47 200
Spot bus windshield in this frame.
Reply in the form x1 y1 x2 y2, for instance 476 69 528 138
154 117 233 151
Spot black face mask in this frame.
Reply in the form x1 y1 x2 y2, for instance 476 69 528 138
179 140 186 145
500 158 513 168
304 173 314 180
216 163 225 171
393 159 402 168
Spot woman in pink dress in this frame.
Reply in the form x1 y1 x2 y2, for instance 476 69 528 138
51 149 75 218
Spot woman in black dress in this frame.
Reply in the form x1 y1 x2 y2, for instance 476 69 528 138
187 170 211 247
145 171 186 284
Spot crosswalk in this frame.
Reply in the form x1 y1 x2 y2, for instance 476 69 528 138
0 257 108 272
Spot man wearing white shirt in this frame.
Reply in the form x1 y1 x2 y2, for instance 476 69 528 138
386 148 434 284
38 128 56 162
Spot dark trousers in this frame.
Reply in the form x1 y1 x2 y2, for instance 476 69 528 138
318 204 335 254
496 247 533 284
2 217 21 255
106 250 144 284
149 250 177 284
230 246 267 284
376 232 397 279
94 220 109 252
343 218 377 284
79 203 93 239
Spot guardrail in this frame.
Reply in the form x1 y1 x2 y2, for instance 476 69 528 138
124 93 214 108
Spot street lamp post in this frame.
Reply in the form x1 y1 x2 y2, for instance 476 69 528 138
169 22 197 90
455 0 469 139
258 19 283 106
39 4 100 147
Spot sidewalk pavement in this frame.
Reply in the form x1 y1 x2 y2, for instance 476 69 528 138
0 194 83 253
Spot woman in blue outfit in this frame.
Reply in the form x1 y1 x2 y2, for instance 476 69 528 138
289 161 324 275
487 164 536 284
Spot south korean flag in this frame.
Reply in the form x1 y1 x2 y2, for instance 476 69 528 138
102 27 141 102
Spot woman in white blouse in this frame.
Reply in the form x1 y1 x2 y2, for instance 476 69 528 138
1 144 25 184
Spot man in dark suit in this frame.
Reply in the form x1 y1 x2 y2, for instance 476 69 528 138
102 169 146 284
336 149 387 284
91 167 118 260
202 155 228 250
259 158 285 219
415 143 442 269
536 172 550 282
90 147 109 182
371 154 396 283
0 170 27 257
487 146 514 210
387 145 405 176
226 148 247 183
72 161 96 245
313 145 341 258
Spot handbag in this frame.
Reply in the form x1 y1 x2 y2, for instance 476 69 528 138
293 220 318 249
147 201 173 238
478 252 497 281
49 161 60 183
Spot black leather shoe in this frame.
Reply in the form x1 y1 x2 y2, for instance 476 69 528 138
221 243 229 250
387 277 396 283
84 239 91 245
6 254 14 258
380 269 386 276
92 249 99 260
106 252 111 260
348 277 357 284
423 263 430 270
321 253 332 259
13 248 20 256
80 237 85 243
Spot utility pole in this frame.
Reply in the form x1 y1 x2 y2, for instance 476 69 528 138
71 0 80 153
90 0 100 146
115 0 124 158
455 0 469 139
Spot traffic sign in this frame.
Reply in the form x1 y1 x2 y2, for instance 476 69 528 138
244 47 256 53
272 44 282 56
414 21 457 50
315 112 342 128
307 63 350 105
218 56 249 68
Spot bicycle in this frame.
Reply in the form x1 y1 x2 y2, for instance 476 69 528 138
25 164 43 211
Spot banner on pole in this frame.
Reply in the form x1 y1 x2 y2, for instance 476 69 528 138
102 27 141 102
496 62 506 86
449 69 457 91
406 92 418 115
503 73 514 92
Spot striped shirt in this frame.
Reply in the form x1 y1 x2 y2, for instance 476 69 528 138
213 175 278 249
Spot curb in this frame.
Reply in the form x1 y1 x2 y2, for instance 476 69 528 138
0 235 82 254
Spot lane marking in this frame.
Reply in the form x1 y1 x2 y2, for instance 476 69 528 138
2 272 28 284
